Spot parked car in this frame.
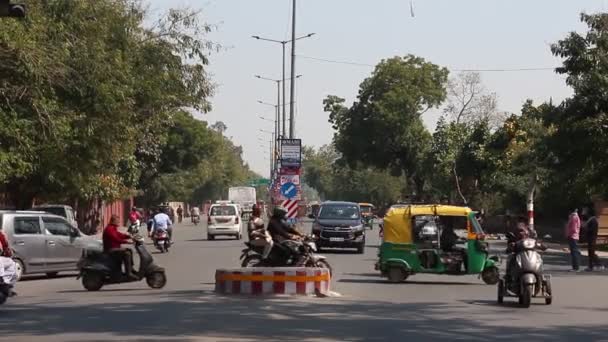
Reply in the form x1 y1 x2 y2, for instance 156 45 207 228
312 201 366 254
0 210 102 281
32 204 78 230
207 203 242 240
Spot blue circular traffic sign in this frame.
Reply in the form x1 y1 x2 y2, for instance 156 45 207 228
280 182 298 199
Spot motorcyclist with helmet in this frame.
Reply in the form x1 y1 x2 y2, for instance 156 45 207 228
267 206 305 265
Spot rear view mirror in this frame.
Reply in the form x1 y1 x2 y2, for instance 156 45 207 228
70 228 80 237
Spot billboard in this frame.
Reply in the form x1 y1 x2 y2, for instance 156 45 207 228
280 139 301 167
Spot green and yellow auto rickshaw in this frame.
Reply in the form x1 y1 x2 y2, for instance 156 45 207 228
375 204 500 284
359 203 375 229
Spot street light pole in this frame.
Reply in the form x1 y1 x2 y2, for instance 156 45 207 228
252 31 315 139
289 0 297 138
256 75 302 138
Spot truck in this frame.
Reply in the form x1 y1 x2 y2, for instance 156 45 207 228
228 187 257 220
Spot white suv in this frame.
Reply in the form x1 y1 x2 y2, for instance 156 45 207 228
207 203 242 240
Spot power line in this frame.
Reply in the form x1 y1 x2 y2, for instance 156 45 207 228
297 54 557 72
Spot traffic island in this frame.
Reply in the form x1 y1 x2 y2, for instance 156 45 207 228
215 267 331 297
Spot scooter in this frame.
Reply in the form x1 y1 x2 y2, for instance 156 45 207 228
128 219 142 235
153 230 171 253
497 233 552 308
77 235 167 291
192 215 200 226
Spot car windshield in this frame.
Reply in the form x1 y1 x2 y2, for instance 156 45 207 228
318 204 360 220
210 206 236 216
37 207 66 218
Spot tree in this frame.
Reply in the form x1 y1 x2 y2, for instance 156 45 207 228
549 13 608 201
0 1 217 208
326 55 449 197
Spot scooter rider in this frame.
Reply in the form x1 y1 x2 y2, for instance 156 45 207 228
505 216 543 280
267 206 305 265
0 229 17 296
152 207 173 243
103 215 137 280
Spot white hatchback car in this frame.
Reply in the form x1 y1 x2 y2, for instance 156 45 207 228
207 203 242 240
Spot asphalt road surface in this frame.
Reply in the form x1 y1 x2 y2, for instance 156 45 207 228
2 220 608 342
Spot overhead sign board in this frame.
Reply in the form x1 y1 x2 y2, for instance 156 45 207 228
280 139 301 167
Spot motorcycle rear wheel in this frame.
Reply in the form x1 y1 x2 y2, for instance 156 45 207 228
241 255 263 268
312 259 333 277
82 272 104 291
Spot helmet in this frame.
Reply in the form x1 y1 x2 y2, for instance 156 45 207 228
272 206 288 219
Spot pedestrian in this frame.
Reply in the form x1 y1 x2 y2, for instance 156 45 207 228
582 207 604 271
566 208 581 272
176 205 183 224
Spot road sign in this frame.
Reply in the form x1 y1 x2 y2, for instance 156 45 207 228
280 182 298 199
280 174 300 186
250 178 270 187
280 139 301 167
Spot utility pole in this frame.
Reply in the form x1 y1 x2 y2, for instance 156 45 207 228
289 0 297 138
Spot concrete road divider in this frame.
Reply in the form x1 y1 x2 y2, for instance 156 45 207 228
215 267 331 296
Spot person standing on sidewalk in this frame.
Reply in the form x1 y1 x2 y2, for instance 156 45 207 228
566 209 581 272
583 208 604 271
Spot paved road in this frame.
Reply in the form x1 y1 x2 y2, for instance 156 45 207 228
2 221 608 341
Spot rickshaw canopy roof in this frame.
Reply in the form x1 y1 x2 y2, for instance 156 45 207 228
383 204 473 244
359 203 374 207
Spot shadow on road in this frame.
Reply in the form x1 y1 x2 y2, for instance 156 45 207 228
20 273 77 282
2 291 607 341
339 278 483 286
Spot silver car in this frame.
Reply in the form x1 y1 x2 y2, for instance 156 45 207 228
0 211 102 280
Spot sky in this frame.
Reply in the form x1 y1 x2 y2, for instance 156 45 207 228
147 0 608 176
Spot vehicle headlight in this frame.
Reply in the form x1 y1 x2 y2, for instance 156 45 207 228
352 225 364 231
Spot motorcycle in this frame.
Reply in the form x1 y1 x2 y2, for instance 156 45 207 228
128 219 141 235
192 215 200 226
240 235 332 275
77 235 167 291
497 233 552 308
152 230 171 253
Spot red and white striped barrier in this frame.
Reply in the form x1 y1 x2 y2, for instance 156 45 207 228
281 199 299 219
215 267 331 296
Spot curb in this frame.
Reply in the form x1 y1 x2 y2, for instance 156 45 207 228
215 267 331 296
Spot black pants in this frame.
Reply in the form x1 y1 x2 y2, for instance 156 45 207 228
588 238 602 269
108 249 134 275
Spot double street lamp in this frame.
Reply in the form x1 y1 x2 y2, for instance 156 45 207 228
252 32 315 138
255 74 302 138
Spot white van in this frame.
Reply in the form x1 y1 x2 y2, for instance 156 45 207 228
207 203 242 241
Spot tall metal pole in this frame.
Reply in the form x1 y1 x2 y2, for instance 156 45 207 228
289 0 297 138
269 140 273 179
282 43 287 137
276 81 281 138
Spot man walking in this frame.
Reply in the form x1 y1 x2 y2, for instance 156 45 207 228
176 205 183 224
583 208 604 271
566 208 581 272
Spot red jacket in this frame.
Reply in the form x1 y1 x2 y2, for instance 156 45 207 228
0 231 12 257
103 224 131 251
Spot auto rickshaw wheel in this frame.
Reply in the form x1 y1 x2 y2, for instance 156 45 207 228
387 267 408 283
481 266 500 285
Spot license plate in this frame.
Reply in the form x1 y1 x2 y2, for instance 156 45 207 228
330 237 344 242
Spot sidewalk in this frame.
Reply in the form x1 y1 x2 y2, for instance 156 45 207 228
547 246 608 258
